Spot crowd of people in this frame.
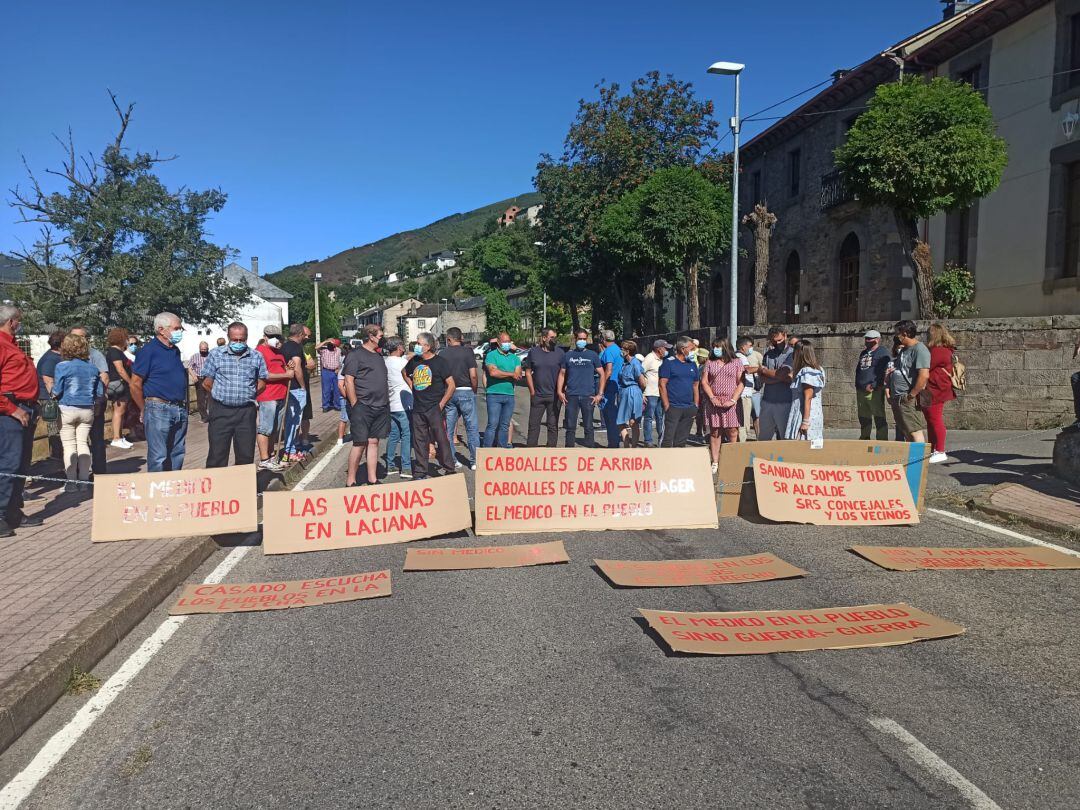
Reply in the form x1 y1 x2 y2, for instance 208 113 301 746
0 296 969 537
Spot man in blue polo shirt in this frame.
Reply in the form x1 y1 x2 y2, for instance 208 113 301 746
130 312 189 472
557 329 602 448
659 336 700 448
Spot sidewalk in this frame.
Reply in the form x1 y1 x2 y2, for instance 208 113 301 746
0 383 341 753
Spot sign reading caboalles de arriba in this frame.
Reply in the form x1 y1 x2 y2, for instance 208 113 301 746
753 460 918 526
473 448 717 535
91 464 258 542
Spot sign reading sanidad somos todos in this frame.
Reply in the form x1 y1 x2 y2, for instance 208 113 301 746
474 448 717 535
261 474 471 555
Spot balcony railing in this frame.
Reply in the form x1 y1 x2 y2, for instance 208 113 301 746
820 170 855 211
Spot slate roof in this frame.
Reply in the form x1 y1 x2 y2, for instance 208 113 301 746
222 262 293 300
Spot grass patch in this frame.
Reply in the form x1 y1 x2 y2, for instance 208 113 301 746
119 746 153 779
65 666 101 696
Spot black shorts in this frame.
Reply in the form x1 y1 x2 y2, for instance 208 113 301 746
350 402 390 444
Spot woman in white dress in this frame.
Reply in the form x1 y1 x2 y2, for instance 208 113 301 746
784 340 825 441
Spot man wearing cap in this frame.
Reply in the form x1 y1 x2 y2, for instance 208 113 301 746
597 329 623 448
255 324 298 471
318 337 343 412
855 329 891 440
200 321 267 468
641 340 669 447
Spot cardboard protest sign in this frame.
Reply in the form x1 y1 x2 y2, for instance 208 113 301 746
261 474 471 555
403 540 569 571
716 440 929 519
91 464 257 542
639 603 963 655
169 570 391 615
851 545 1080 571
595 554 806 587
473 448 717 536
753 459 918 526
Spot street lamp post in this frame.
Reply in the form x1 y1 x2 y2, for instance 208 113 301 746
707 60 745 346
313 272 323 345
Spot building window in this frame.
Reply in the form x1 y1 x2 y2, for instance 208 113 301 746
788 149 801 197
956 206 971 268
1065 161 1080 278
751 170 762 205
958 64 981 91
838 233 860 322
417 319 426 328
1071 15 1080 89
784 251 801 324
1053 4 1080 109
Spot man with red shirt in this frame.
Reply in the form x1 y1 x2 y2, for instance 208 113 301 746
0 305 45 537
255 324 296 472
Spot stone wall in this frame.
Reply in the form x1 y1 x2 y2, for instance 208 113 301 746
638 316 1079 431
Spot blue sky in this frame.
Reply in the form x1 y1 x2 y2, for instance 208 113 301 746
1 1 944 274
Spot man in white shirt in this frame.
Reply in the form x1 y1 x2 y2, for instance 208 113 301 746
383 337 413 478
736 337 762 441
641 339 670 447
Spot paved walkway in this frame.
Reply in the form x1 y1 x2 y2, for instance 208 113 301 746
0 385 340 688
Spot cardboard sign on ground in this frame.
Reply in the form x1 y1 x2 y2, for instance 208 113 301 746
473 448 717 535
91 464 258 542
639 603 963 655
716 440 929 519
851 545 1080 571
261 474 471 555
753 459 918 526
403 540 569 571
169 570 391 614
595 554 807 587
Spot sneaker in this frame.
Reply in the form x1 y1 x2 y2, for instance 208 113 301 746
455 460 463 469
711 462 718 475
928 451 949 464
470 463 477 471
386 466 399 476
399 470 413 479
259 459 284 472
110 438 133 449
18 513 44 527
0 518 12 538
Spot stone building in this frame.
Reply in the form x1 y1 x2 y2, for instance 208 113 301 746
734 0 1058 327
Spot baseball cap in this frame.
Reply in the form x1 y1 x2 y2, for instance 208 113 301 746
653 339 672 349
263 324 283 337
864 330 881 339
330 337 341 347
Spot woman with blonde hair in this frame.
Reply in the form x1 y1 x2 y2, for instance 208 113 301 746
700 337 744 473
924 323 957 464
105 327 134 449
51 333 103 490
784 340 825 441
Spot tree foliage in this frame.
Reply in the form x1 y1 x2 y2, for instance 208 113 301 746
307 285 343 339
834 76 1007 315
7 93 250 332
931 262 978 319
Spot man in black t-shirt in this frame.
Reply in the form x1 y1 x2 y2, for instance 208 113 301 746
439 327 480 469
524 327 565 447
342 323 390 486
281 324 315 457
403 331 457 479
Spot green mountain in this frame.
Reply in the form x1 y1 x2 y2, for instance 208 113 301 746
268 192 541 286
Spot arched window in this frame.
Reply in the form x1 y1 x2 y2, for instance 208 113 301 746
838 233 860 322
784 252 801 324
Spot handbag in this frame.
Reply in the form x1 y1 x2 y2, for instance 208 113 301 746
896 348 933 408
107 379 128 400
949 353 967 396
38 397 59 422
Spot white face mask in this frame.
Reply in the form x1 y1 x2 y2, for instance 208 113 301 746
267 337 281 348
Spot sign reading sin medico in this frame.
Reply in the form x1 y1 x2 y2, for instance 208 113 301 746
91 464 258 542
473 448 718 535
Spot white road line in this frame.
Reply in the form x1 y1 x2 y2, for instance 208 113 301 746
928 507 1080 558
0 443 346 809
868 717 1002 810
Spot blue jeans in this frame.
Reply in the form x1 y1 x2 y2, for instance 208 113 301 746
563 395 595 448
484 393 515 448
321 368 341 410
284 388 307 453
386 410 412 472
144 400 188 472
643 395 664 445
601 381 620 448
445 389 480 463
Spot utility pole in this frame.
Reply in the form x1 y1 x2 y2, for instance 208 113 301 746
313 272 322 345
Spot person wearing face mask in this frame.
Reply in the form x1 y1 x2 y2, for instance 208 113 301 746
854 329 891 441
615 340 646 447
131 312 190 472
524 327 565 448
200 322 267 468
0 305 45 536
557 329 603 448
403 332 456 479
186 341 212 423
755 326 794 441
483 331 522 449
641 340 669 447
659 337 700 448
701 338 745 472
255 324 293 471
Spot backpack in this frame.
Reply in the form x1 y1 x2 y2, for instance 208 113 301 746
950 353 966 396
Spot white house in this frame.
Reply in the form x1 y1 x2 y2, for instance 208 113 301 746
179 261 292 357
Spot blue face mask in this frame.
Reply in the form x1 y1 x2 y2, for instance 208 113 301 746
169 329 183 345
413 345 424 356
712 347 723 358
575 340 587 350
500 342 512 352
229 341 247 354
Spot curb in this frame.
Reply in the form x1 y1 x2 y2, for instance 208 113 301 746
0 425 340 755
967 483 1078 536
